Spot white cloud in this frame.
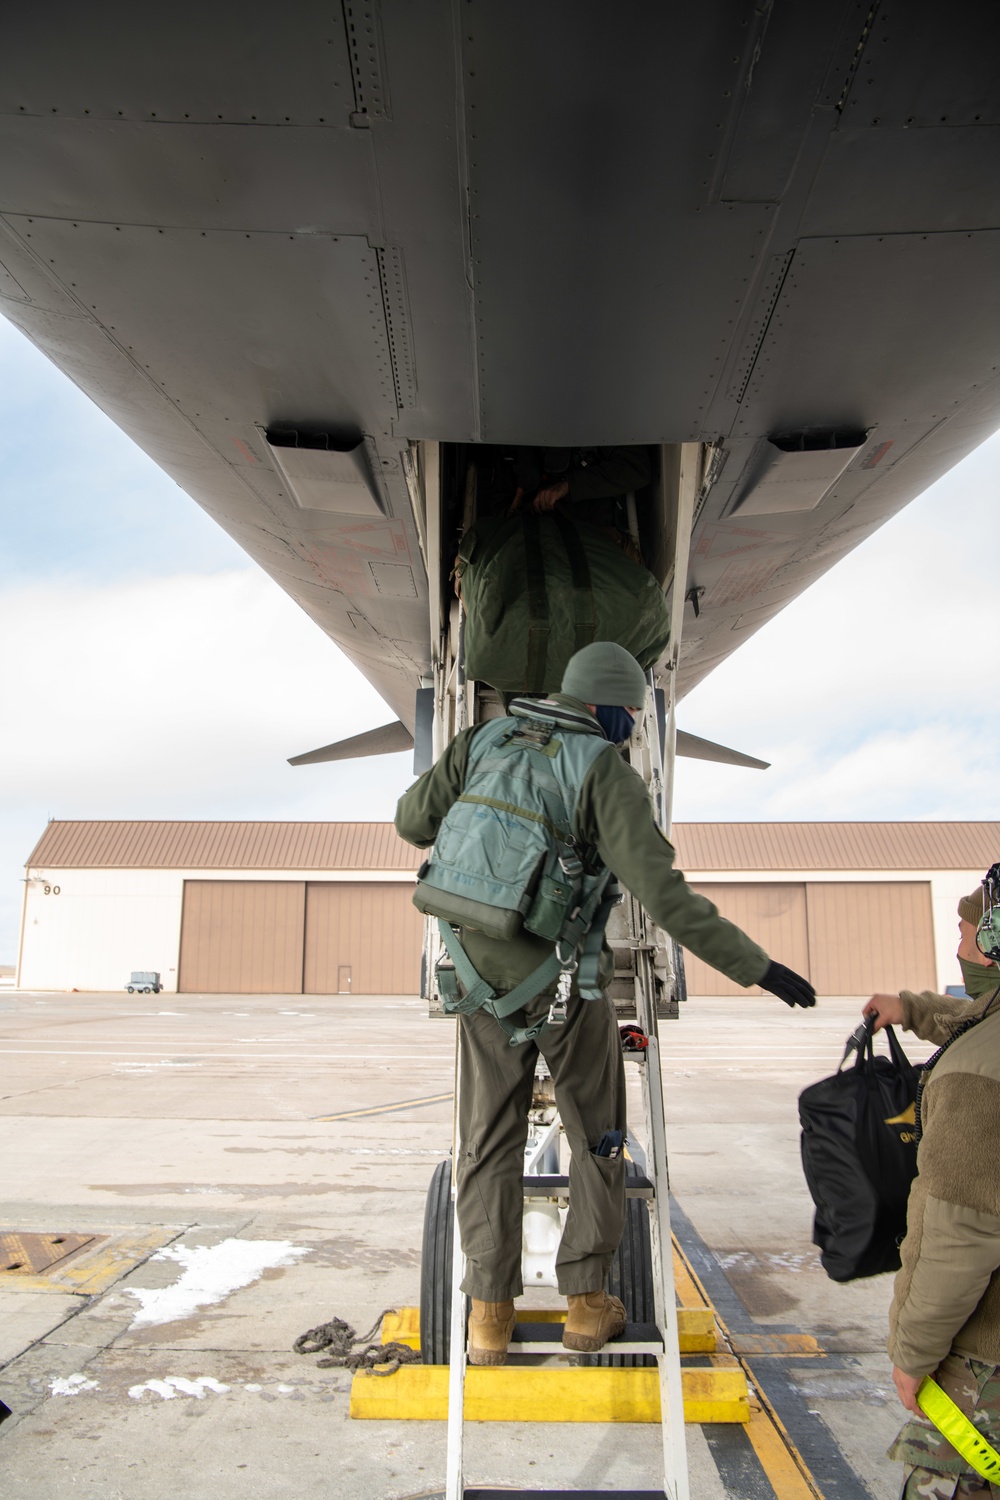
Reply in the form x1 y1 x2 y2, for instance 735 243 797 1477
0 569 416 957
673 429 1000 823
1 569 408 803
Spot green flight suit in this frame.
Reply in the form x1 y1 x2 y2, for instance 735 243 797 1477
395 696 769 1300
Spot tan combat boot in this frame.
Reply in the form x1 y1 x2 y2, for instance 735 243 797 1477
562 1290 626 1352
467 1299 516 1366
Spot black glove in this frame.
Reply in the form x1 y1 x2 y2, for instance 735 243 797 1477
760 960 816 1009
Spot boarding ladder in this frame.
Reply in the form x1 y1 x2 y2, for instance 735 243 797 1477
430 443 707 1499
437 677 689 1500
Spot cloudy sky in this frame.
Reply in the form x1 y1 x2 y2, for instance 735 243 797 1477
3 315 999 961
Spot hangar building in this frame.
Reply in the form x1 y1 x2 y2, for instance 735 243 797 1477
16 819 999 997
16 821 423 997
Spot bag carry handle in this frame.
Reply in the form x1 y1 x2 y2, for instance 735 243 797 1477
841 1017 919 1091
840 1016 874 1070
917 1376 1000 1481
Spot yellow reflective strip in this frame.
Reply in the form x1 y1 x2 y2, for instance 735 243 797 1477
918 1377 1000 1480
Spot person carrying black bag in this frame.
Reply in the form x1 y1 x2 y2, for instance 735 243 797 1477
863 874 1000 1500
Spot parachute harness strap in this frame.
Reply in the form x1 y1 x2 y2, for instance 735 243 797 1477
435 863 615 1047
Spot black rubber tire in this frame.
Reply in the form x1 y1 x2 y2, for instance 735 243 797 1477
126 987 134 994
420 1159 457 1364
599 1159 656 1368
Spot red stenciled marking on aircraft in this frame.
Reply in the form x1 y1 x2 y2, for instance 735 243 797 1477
230 436 260 465
861 440 894 470
694 523 769 560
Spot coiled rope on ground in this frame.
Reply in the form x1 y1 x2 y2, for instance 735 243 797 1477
293 1309 421 1376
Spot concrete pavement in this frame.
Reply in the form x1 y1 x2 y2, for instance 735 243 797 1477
0 989 934 1498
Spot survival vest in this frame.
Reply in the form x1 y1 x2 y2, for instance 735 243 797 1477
412 697 619 1045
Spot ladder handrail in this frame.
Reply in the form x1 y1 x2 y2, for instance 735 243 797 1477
446 1038 468 1500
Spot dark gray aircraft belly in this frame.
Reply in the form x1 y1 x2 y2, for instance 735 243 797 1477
2 2 1000 718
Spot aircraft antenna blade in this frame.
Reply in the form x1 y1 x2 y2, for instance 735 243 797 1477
288 721 414 766
676 729 769 770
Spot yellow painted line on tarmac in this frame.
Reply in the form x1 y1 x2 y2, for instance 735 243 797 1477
747 1403 825 1500
315 1091 454 1122
350 1363 750 1423
673 1239 711 1309
672 1235 826 1500
732 1332 825 1357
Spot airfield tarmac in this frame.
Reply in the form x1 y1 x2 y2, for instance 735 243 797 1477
0 989 936 1500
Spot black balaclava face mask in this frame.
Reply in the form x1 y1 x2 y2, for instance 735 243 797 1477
595 705 635 745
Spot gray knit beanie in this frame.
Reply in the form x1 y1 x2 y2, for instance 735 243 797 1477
561 641 648 706
958 885 986 925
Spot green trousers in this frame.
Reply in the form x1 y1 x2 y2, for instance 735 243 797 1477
456 989 627 1301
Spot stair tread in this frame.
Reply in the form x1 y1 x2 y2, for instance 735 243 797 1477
466 1491 667 1499
470 1320 664 1356
510 1320 660 1343
523 1173 654 1198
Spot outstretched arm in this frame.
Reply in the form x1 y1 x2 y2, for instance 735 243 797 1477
577 749 813 999
394 727 475 848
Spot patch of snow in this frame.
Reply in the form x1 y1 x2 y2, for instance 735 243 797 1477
715 1249 816 1273
128 1376 231 1401
49 1373 99 1396
125 1238 308 1327
243 1383 263 1393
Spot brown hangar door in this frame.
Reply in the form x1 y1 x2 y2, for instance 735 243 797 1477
805 882 936 995
682 880 936 996
303 883 423 995
178 881 306 994
684 884 810 997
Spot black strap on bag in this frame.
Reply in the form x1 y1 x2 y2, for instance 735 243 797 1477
841 1016 918 1086
854 1022 920 1222
551 512 597 655
521 510 551 693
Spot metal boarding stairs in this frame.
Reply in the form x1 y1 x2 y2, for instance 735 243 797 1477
438 691 690 1500
413 444 713 1498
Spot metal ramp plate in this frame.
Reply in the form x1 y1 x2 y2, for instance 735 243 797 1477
0 1231 97 1274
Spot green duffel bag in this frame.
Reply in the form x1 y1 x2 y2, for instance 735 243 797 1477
455 510 670 694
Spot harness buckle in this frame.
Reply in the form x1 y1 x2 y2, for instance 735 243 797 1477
547 998 568 1027
555 940 579 970
547 964 575 1027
